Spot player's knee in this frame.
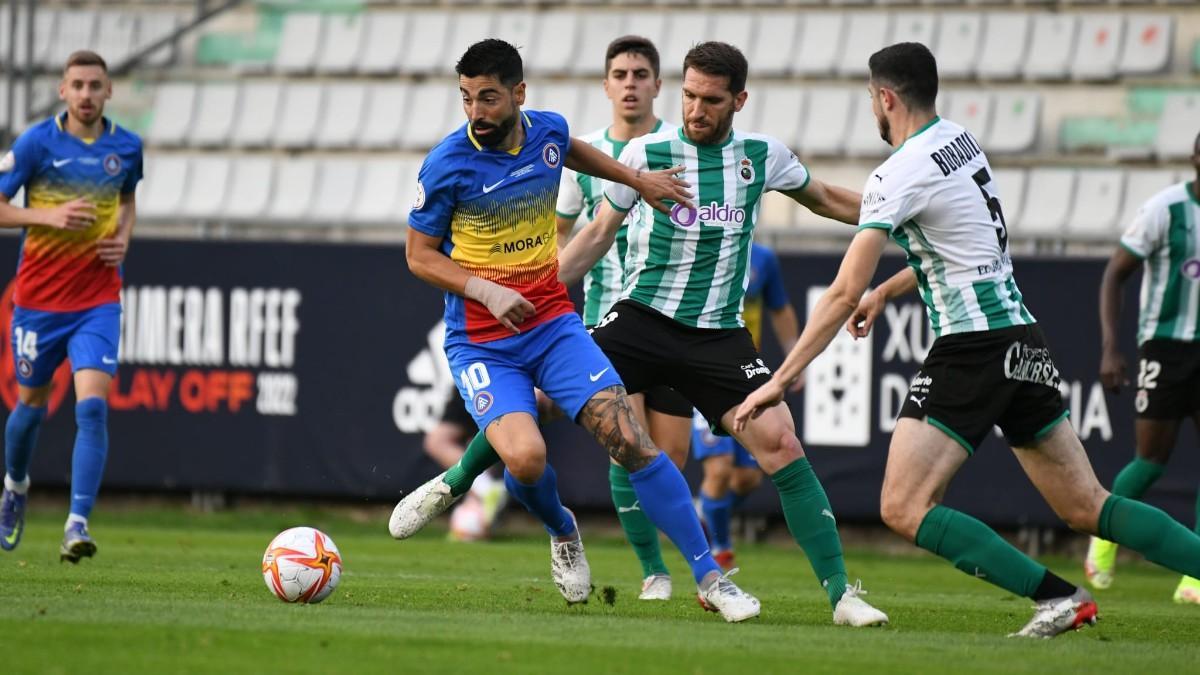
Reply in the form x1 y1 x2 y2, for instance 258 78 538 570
879 491 921 540
501 437 547 484
75 397 107 430
1057 494 1106 534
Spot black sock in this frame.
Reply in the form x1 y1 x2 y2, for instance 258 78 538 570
1031 570 1077 601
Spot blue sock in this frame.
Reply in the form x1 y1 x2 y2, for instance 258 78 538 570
4 402 46 482
69 398 108 519
701 492 734 551
503 463 575 537
629 453 721 584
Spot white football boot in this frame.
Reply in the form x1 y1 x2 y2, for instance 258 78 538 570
550 511 591 604
389 471 461 539
697 568 761 622
1009 588 1098 638
833 580 889 627
639 574 672 601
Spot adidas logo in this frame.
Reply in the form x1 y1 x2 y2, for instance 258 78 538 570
393 320 456 434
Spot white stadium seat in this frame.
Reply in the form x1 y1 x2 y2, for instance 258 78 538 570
268 158 318 222
576 85 612 137
359 84 410 149
837 13 891 78
352 159 407 224
985 91 1040 154
1120 170 1177 230
1068 169 1126 239
311 159 364 226
189 83 239 147
1024 14 1078 80
358 13 407 74
397 157 426 225
274 13 323 73
492 12 538 66
944 90 993 143
138 11 183 68
526 83 583 131
799 88 853 157
1154 93 1200 160
1070 14 1124 81
531 13 580 76
230 82 283 148
569 12 626 76
401 12 451 76
1119 15 1172 76
180 156 231 219
889 12 938 51
795 13 845 78
976 13 1030 80
93 11 139 68
316 84 368 149
845 94 889 158
140 155 189 220
794 166 862 238
274 84 324 149
709 14 754 57
50 11 98 69
661 13 710 77
1018 168 1075 238
934 13 982 80
992 168 1027 240
317 13 365 75
223 156 274 221
751 13 802 77
442 13 495 75
403 83 457 150
755 86 805 149
147 83 196 147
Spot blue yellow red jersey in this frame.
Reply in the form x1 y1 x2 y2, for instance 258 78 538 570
743 242 789 349
409 109 575 345
0 114 143 312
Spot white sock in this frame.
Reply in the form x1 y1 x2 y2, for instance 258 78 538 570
66 513 88 530
4 474 30 494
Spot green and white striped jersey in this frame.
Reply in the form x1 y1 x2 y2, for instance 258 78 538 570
858 117 1034 338
1119 181 1200 345
556 120 674 326
604 127 810 329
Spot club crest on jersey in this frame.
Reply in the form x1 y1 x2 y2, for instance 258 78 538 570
1182 258 1200 280
473 391 494 415
16 358 31 379
542 143 561 169
103 153 122 176
738 158 755 184
413 181 426 210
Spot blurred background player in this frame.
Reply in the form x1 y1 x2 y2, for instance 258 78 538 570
693 239 800 570
0 51 143 563
555 35 691 602
424 388 507 541
1086 129 1200 604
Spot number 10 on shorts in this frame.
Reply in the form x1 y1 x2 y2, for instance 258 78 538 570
459 362 491 398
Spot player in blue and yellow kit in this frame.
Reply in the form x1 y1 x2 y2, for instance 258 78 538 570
692 242 800 569
394 40 760 620
0 51 143 563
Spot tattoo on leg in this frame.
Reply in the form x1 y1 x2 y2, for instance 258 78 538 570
579 386 658 472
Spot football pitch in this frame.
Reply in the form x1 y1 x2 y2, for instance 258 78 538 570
3 506 1198 675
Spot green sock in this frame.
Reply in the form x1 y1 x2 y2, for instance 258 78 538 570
1111 457 1165 499
609 464 669 578
915 505 1047 598
771 458 848 608
443 431 501 497
1098 494 1200 578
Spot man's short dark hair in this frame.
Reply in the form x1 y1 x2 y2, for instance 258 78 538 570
456 39 523 88
682 42 748 95
605 36 660 79
868 42 939 111
64 50 107 74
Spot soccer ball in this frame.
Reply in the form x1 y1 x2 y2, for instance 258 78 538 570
261 527 343 603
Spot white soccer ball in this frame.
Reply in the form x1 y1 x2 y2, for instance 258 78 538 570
261 526 343 603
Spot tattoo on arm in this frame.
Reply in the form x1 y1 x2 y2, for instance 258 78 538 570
577 385 658 472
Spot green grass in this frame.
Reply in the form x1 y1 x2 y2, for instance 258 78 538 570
3 506 1199 674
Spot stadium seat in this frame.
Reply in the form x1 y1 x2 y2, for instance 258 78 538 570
316 84 368 149
992 168 1027 239
976 13 1030 81
402 12 451 76
799 88 853 157
230 81 283 148
147 83 196 147
93 11 139 68
755 85 804 149
944 90 992 142
316 13 365 75
845 94 888 158
837 13 890 78
628 13 667 62
751 13 802 77
139 155 188 220
889 12 938 51
268 158 318 222
1017 168 1075 238
1118 15 1173 76
795 13 844 78
352 159 407 224
1153 93 1200 160
1068 169 1125 239
1119 170 1176 231
223 156 274 221
442 13 494 75
137 10 183 68
661 13 710 77
567 12 622 76
758 190 796 231
659 81 683 129
358 13 407 74
491 12 538 69
179 156 231 219
274 13 323 74
397 157 426 225
358 84 409 149
531 13 580 76
310 159 364 226
50 11 98 69
274 84 323 149
1070 14 1123 81
189 83 239 147
794 166 862 238
709 14 754 57
576 85 612 137
403 83 457 151
1024 14 1078 80
985 91 1040 154
934 13 982 80
526 83 583 131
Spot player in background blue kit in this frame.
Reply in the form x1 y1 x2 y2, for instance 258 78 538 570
0 51 143 563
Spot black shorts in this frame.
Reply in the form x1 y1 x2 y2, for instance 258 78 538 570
589 300 772 431
586 318 692 418
898 323 1068 453
439 388 476 429
1135 340 1200 419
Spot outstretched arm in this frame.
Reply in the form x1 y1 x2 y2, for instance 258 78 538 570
565 139 692 214
558 201 626 287
782 178 861 225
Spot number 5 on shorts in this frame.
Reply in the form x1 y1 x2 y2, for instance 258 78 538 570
459 362 491 398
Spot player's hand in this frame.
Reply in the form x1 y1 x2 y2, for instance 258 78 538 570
636 166 693 215
846 290 886 339
732 377 787 433
787 370 806 393
40 198 95 231
96 234 130 267
464 276 536 334
1099 348 1129 394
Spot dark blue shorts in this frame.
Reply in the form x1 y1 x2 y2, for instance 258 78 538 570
11 303 121 387
691 409 757 467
